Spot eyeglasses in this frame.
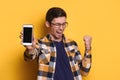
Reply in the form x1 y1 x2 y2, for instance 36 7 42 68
51 22 68 28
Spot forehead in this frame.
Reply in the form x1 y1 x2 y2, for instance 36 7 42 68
51 17 66 23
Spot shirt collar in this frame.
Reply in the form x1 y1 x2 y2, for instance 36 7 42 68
46 34 66 42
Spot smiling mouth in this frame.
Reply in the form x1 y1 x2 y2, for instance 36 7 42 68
56 31 63 35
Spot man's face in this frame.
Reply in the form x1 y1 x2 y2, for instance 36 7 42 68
48 17 67 41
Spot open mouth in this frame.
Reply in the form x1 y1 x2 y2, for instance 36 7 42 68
56 31 62 35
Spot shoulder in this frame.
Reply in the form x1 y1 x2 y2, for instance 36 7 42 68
38 36 49 43
65 37 78 46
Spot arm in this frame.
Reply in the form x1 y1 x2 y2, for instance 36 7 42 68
80 35 92 76
79 48 92 76
24 38 40 61
20 31 40 61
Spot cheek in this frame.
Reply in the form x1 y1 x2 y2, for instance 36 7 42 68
50 28 57 34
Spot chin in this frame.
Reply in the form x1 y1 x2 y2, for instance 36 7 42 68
55 35 62 39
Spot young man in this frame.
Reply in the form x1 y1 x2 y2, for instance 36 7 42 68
21 7 92 80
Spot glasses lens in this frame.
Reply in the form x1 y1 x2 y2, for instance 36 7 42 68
51 22 68 28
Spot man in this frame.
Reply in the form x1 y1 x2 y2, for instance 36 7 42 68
20 7 92 80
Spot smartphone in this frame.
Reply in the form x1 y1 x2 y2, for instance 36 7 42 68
22 24 33 45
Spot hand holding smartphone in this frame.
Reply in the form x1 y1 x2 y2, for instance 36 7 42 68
22 24 33 45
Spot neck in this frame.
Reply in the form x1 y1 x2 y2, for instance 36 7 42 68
53 39 62 42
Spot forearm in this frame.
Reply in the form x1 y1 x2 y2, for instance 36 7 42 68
80 48 92 76
24 39 40 61
24 48 38 61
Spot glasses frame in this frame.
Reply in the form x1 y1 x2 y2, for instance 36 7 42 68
50 22 68 28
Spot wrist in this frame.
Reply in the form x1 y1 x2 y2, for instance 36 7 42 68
27 47 35 52
85 54 92 58
85 46 91 50
84 49 92 58
85 46 91 55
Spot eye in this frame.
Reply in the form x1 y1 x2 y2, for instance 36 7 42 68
51 22 68 28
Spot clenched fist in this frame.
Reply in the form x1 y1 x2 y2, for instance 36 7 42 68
83 35 92 50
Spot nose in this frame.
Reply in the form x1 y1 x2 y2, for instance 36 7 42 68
59 25 64 30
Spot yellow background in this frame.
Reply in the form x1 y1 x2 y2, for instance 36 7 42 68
0 0 120 80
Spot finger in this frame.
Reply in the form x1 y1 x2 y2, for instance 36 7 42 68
19 31 23 39
84 35 92 41
20 31 23 35
32 35 37 45
19 34 23 39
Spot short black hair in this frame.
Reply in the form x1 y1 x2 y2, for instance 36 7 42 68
46 7 67 23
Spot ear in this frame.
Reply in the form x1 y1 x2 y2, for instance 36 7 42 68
45 21 50 28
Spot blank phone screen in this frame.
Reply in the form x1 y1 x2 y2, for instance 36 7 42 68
23 27 32 43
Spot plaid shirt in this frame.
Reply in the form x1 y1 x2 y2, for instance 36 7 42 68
24 34 92 80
